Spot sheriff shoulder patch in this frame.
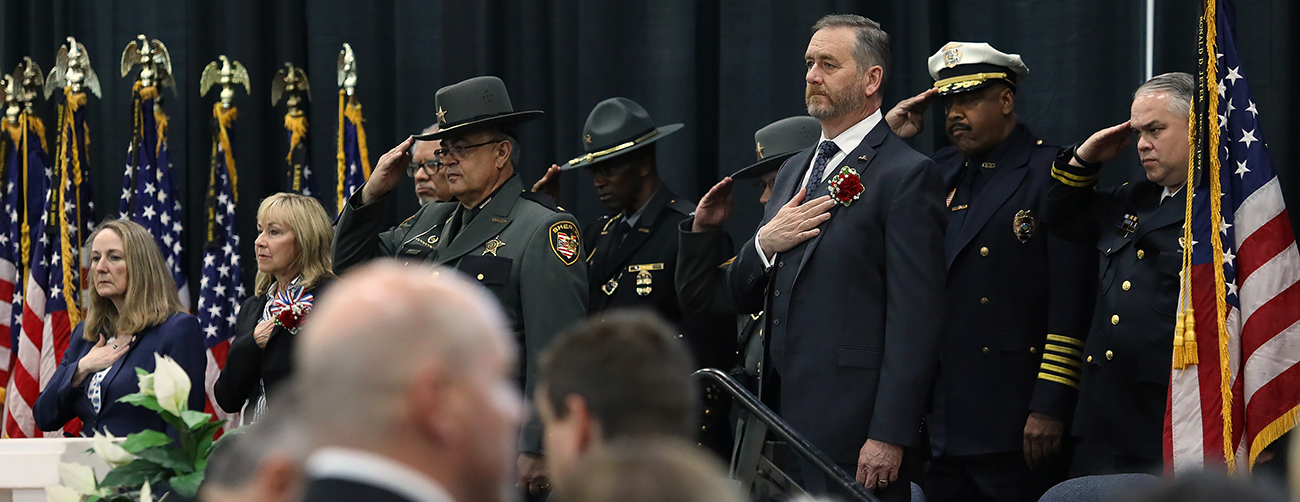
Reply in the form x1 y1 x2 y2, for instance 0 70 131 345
550 221 580 266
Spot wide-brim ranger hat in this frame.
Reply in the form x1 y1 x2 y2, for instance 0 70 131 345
928 42 1029 97
413 76 542 141
561 97 683 171
731 115 822 180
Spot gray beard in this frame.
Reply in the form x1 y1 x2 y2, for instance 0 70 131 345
806 84 867 121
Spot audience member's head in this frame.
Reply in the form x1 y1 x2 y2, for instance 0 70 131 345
554 438 742 502
254 192 335 295
200 390 309 502
1120 471 1286 502
412 123 452 204
535 310 696 489
84 219 186 341
297 261 521 502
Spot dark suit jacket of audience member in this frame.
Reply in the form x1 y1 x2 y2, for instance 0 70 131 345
33 313 207 436
214 278 333 414
301 478 421 502
727 119 947 465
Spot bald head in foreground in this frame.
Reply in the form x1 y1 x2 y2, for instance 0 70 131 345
296 261 522 502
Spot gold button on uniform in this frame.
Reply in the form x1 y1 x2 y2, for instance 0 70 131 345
1137 249 1146 259
980 247 989 257
477 274 485 280
1030 347 1037 354
1122 281 1132 291
982 347 991 355
981 297 990 305
1087 355 1094 363
1111 314 1120 325
1105 350 1114 360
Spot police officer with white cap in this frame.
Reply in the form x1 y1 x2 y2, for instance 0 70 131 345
885 42 1096 502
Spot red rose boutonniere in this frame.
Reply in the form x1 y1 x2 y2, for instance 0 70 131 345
828 166 863 206
269 287 315 335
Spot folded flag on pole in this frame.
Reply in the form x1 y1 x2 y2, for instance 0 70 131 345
273 63 322 204
199 55 250 429
1165 0 1300 475
336 43 370 214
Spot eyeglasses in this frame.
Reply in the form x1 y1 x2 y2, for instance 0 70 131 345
433 139 504 164
406 160 443 178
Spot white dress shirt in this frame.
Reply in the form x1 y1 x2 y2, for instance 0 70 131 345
755 110 883 268
306 447 456 502
1160 184 1185 205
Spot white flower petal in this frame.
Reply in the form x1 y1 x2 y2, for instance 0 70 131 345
57 463 98 495
44 484 83 502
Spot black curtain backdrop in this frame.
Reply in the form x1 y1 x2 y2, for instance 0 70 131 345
0 0 1296 293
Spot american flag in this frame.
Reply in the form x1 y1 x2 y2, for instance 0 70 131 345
336 90 371 214
198 104 245 428
55 91 96 319
0 122 24 428
119 86 189 309
4 112 80 438
1165 0 1300 474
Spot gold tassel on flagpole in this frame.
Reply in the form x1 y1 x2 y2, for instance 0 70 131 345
1184 308 1198 365
1174 311 1186 370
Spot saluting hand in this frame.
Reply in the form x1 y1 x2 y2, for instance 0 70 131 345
73 334 131 386
885 88 938 140
253 320 276 349
530 164 563 204
1023 411 1064 470
756 188 836 261
360 136 416 206
1074 121 1132 166
692 177 734 232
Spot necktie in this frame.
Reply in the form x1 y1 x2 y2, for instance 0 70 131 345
805 140 840 194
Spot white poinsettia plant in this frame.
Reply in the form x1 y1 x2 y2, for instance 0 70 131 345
45 354 226 502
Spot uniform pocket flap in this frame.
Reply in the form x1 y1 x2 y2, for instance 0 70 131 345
837 346 883 369
458 255 513 286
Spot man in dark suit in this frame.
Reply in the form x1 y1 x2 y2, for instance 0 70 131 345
332 76 587 494
1042 72 1194 475
297 261 523 502
722 14 947 501
884 42 1096 502
537 97 736 453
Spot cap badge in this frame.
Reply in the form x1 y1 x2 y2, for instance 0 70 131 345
585 134 593 144
755 141 765 159
436 106 448 125
941 42 963 68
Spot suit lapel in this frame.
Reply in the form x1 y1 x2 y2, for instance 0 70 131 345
435 177 520 264
793 121 890 275
603 188 674 277
1132 185 1186 243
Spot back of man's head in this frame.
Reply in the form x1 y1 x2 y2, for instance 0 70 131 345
200 390 309 502
554 438 742 502
295 261 521 501
539 310 696 440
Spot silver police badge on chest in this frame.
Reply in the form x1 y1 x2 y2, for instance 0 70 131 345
1013 209 1035 243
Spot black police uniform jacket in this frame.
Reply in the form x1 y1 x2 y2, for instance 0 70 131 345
726 120 947 465
332 174 588 455
929 124 1096 457
1044 153 1185 463
584 186 736 371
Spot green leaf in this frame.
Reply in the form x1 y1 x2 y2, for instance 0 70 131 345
168 471 204 498
135 367 150 377
121 430 173 454
193 433 215 470
180 410 210 430
99 459 165 488
133 446 194 474
191 420 226 444
116 393 163 413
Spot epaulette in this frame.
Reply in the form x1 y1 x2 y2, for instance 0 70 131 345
519 190 565 212
666 197 696 215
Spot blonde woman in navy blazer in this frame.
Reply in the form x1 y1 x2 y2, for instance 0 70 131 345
34 219 205 436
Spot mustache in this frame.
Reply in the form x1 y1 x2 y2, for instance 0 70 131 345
947 122 971 135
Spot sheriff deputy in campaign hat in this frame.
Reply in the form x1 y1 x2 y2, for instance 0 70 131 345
332 75 587 496
884 42 1097 502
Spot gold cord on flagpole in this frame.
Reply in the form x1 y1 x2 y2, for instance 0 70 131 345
214 103 239 203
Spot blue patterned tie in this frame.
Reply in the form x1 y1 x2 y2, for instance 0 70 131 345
805 140 840 193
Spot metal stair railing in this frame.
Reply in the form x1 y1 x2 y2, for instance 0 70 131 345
693 368 880 502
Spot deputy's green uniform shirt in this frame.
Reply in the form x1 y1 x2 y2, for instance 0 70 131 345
333 174 588 454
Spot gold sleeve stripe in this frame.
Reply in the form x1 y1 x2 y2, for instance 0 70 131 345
1045 343 1083 357
1046 334 1084 348
1041 363 1082 379
1050 166 1099 182
1039 372 1080 389
1051 168 1097 188
1042 353 1083 368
